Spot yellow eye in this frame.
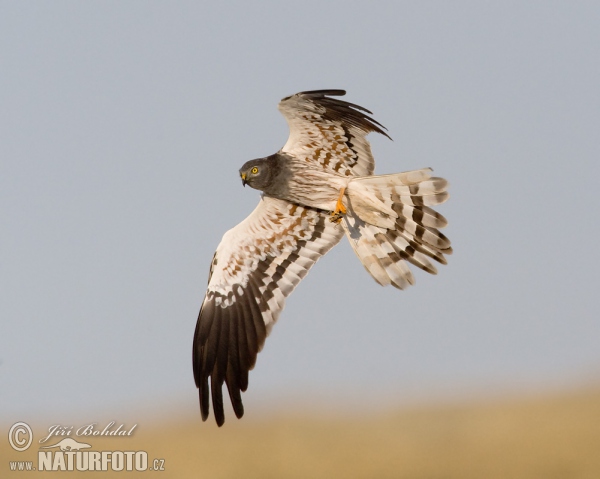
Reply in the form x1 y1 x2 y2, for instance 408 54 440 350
251 167 259 174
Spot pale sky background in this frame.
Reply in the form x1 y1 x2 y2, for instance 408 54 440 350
1 1 599 424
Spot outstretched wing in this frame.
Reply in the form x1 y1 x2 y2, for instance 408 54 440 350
193 196 343 426
278 89 391 177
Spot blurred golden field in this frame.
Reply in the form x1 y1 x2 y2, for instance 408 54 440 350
5 385 600 478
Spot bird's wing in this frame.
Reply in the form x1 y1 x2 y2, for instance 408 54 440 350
193 196 344 426
278 89 391 177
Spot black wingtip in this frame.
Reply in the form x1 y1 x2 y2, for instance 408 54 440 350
299 89 346 97
280 89 392 139
318 94 392 140
226 378 245 419
199 382 209 421
212 375 225 427
281 89 346 102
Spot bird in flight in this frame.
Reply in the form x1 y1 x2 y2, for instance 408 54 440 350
193 89 452 426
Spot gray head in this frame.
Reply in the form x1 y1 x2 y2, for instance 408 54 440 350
239 155 279 191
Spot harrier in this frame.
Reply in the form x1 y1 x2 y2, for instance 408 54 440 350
193 90 451 425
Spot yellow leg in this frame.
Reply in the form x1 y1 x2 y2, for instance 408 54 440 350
330 187 347 223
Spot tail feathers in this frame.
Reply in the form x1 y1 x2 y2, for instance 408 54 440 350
356 171 448 197
346 169 449 229
394 215 451 251
392 203 448 229
385 229 440 274
342 214 415 290
392 190 449 207
342 168 451 289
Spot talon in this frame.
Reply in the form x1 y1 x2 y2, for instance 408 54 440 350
336 187 347 215
329 212 343 223
329 187 347 223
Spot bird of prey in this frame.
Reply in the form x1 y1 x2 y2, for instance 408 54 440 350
193 89 451 426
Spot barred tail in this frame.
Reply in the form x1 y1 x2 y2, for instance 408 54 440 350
342 168 452 289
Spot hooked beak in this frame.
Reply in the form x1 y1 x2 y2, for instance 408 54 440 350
240 172 247 187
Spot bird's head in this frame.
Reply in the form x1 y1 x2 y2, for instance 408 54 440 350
239 157 275 191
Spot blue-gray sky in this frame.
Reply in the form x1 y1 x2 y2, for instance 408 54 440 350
2 1 599 422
